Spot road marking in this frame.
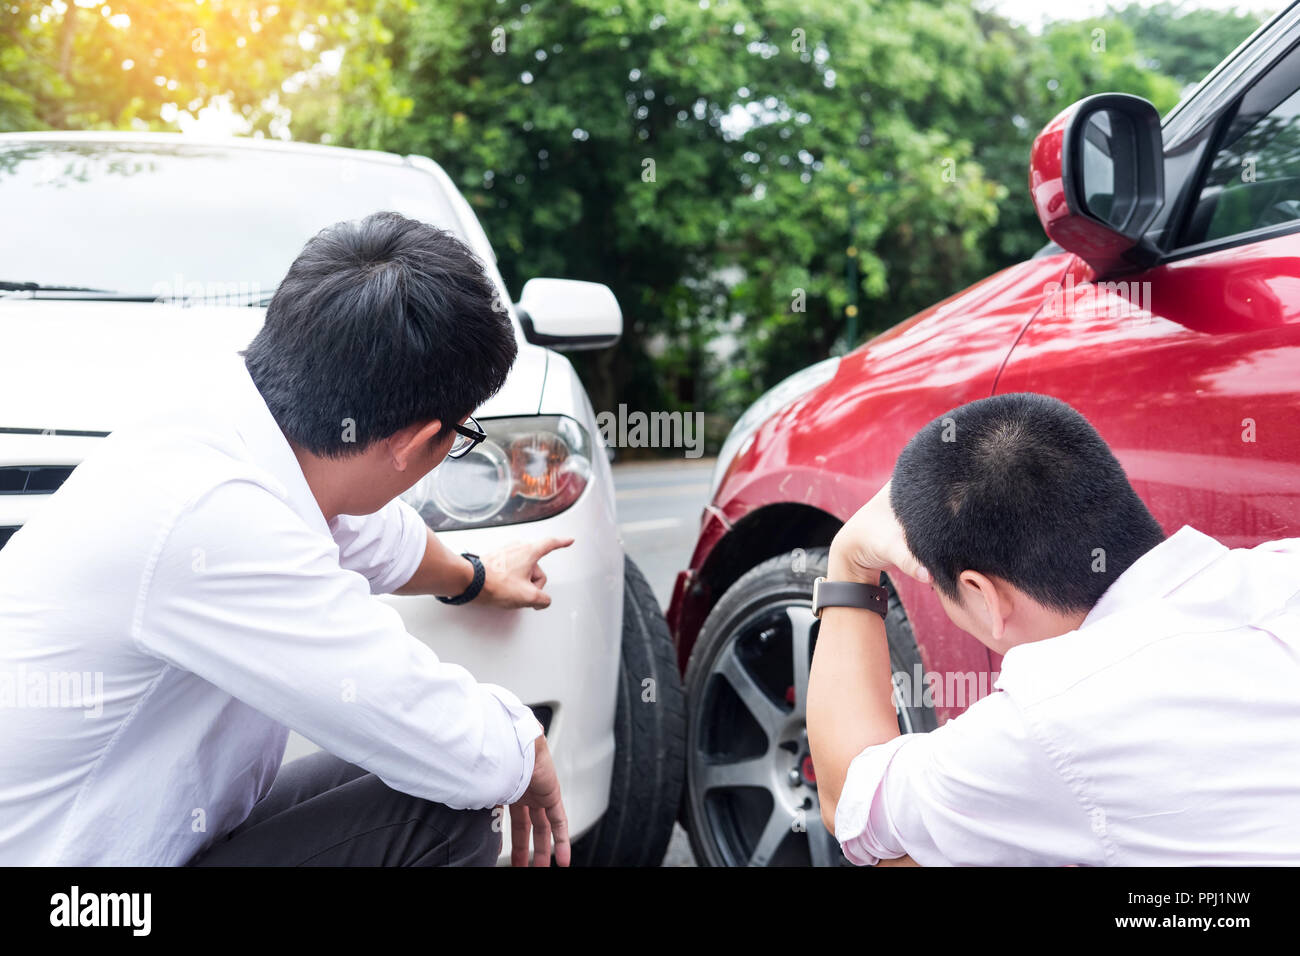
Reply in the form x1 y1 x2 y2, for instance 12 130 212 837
615 483 710 500
620 517 684 534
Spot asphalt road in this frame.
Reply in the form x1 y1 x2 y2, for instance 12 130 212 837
612 456 714 608
282 455 717 866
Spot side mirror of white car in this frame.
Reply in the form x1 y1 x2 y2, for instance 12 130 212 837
515 278 622 351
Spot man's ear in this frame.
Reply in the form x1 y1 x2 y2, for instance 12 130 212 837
387 420 444 472
957 570 1011 646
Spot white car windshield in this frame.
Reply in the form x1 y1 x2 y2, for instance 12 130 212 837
0 140 463 300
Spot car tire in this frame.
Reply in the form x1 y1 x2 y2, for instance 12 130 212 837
683 546 936 867
571 556 686 866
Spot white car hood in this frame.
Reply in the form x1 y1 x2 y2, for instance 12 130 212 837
0 299 546 433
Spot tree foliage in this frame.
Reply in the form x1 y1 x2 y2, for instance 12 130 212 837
0 0 1266 428
1112 0 1266 87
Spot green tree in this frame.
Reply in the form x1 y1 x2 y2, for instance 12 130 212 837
0 0 393 132
284 0 1016 417
1 0 1265 436
1112 0 1265 87
709 0 1009 408
287 0 775 416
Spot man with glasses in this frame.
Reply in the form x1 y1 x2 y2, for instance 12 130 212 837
449 416 487 459
0 212 572 867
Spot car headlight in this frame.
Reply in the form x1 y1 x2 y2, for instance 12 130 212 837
710 356 841 498
402 415 593 531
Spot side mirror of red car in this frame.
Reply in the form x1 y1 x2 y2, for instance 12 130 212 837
1029 93 1165 276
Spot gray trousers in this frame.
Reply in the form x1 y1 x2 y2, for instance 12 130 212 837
188 750 501 866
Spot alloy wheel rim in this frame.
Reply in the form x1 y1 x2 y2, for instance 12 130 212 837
689 593 912 866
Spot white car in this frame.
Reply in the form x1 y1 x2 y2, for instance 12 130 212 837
0 131 685 866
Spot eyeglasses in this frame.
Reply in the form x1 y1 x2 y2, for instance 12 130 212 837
447 415 486 460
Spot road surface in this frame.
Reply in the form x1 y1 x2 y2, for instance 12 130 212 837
613 456 715 866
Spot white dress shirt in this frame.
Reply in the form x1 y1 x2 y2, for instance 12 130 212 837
835 526 1300 866
0 357 541 866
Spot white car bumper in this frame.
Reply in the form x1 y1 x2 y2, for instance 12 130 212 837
380 477 625 860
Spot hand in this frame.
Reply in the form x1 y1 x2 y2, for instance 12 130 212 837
508 736 571 867
829 481 930 585
479 537 574 610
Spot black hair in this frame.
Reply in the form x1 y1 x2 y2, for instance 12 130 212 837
890 392 1165 613
243 211 517 457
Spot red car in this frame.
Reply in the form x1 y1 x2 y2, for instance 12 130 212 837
669 4 1300 866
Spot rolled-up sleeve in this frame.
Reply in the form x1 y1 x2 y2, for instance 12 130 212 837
328 498 430 595
834 735 913 865
135 479 542 810
834 690 1107 867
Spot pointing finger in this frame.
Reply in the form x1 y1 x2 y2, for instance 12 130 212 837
530 536 574 562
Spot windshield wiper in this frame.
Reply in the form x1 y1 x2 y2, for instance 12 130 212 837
0 281 274 305
0 280 158 301
153 289 277 307
0 281 121 293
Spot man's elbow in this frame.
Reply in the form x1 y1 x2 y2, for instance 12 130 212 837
819 795 838 837
806 736 845 836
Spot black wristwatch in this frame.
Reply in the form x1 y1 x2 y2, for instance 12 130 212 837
811 576 888 620
437 553 485 606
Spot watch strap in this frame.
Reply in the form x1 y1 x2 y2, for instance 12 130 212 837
812 576 888 619
437 552 485 606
